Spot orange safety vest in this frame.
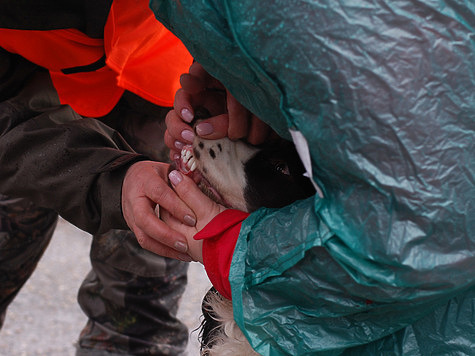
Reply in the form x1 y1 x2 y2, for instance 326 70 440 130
0 0 192 117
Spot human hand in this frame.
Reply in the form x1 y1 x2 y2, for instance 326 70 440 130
165 62 274 161
161 169 227 263
121 160 197 261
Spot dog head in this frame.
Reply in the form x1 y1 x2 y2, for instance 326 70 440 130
176 133 315 213
173 113 317 355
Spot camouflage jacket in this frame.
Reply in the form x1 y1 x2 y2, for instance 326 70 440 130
0 51 147 234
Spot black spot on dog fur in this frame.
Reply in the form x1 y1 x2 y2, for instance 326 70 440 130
209 149 216 159
198 142 204 149
194 148 201 160
217 143 222 152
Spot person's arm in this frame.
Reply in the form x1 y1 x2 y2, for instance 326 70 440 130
164 62 274 161
0 63 194 260
0 103 139 231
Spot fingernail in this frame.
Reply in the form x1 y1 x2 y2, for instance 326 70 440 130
174 140 184 150
168 170 183 185
184 214 196 227
196 122 213 136
174 241 188 253
181 108 194 123
181 129 195 142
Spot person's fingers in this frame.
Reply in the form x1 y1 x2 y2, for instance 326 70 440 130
164 130 180 162
133 228 192 262
188 62 208 80
173 87 226 123
160 209 204 262
165 110 195 152
194 114 229 139
169 150 179 163
172 62 272 148
173 88 195 123
247 115 273 145
180 72 205 94
122 161 196 229
168 170 225 225
132 198 189 251
164 129 179 154
142 166 197 227
226 90 251 140
188 62 223 89
121 161 204 260
121 190 191 258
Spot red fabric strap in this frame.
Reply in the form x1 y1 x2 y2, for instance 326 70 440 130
194 209 249 299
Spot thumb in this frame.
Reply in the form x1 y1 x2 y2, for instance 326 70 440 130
168 170 225 224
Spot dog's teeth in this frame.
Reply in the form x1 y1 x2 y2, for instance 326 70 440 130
190 161 197 171
187 157 194 168
185 150 192 159
182 155 189 163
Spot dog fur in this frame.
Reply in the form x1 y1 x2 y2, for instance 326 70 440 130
175 116 315 355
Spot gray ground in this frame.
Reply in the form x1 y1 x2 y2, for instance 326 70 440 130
0 218 211 356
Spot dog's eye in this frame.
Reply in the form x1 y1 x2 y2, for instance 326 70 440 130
274 162 290 176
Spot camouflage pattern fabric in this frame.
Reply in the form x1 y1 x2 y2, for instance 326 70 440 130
0 195 58 329
0 197 190 356
77 229 189 355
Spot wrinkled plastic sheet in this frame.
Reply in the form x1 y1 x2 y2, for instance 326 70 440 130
151 1 474 355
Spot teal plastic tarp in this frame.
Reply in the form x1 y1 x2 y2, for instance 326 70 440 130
151 1 474 355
